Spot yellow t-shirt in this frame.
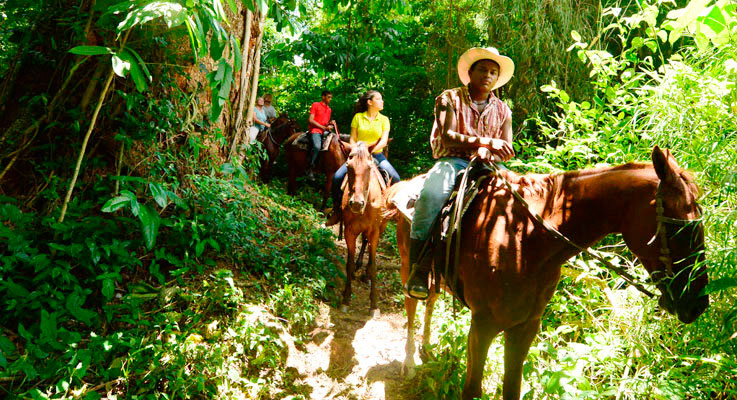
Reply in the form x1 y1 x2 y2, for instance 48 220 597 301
351 112 390 153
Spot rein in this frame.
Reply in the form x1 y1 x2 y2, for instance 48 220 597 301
480 159 659 298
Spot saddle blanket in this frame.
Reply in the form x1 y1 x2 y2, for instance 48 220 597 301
389 174 428 221
290 131 339 152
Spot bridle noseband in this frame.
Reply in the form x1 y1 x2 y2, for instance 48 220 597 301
647 182 704 287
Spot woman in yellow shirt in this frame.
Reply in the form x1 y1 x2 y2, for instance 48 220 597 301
326 90 400 225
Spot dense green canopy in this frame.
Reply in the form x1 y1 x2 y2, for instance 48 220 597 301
1 0 735 398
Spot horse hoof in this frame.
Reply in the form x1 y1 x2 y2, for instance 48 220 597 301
370 308 380 319
340 304 349 313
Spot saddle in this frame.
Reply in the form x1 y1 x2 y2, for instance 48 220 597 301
290 131 339 152
392 161 498 308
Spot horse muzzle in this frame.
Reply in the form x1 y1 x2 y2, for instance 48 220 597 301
658 291 709 324
348 198 365 213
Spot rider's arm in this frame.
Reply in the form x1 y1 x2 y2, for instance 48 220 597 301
253 115 270 128
350 126 358 145
436 94 514 161
308 113 327 131
372 118 390 153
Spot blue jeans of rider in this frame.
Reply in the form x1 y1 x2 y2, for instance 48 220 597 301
410 157 469 241
309 132 323 168
332 153 400 208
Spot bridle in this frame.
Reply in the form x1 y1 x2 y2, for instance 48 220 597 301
345 154 381 215
647 182 704 292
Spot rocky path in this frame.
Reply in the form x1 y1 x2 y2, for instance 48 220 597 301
286 230 423 400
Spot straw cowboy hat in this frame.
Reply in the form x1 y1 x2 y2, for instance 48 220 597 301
457 47 515 90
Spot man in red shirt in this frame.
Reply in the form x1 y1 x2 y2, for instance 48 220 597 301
307 90 336 178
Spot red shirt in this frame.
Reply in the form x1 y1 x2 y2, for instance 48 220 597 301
308 101 332 134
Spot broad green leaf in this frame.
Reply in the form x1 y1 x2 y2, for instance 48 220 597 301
69 46 114 56
701 277 737 295
84 392 101 400
125 47 152 84
66 291 97 325
116 49 148 91
117 1 187 32
56 379 70 394
119 190 141 217
149 182 168 208
210 31 225 61
138 205 161 250
102 278 115 300
40 309 58 343
166 190 188 209
111 53 131 77
101 195 130 212
225 0 237 13
0 348 6 369
231 34 242 71
29 389 48 400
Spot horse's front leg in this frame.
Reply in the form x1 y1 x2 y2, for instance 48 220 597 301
462 314 501 400
287 158 297 195
322 171 334 211
341 229 358 312
502 318 541 400
367 229 380 316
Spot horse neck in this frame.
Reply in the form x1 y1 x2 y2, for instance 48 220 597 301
551 166 657 248
271 120 293 144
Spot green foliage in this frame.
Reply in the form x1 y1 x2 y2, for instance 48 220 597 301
270 283 319 337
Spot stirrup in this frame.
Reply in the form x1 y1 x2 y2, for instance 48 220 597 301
404 265 430 300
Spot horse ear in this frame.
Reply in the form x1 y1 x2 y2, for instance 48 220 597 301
652 145 674 182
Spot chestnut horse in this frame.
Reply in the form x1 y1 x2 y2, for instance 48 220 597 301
284 131 350 209
256 115 299 182
340 142 389 315
385 147 708 400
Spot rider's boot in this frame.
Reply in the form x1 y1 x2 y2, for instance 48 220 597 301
405 238 431 300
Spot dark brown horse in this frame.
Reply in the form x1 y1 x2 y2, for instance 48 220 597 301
385 146 709 400
339 142 389 316
256 115 299 182
284 130 350 209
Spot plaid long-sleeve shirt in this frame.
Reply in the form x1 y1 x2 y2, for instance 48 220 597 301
430 86 511 160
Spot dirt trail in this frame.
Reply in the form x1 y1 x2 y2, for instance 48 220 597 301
286 229 422 400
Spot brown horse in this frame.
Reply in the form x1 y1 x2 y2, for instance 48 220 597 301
256 114 299 182
339 142 389 315
284 130 350 209
385 146 709 400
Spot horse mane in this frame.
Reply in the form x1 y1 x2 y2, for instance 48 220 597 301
490 160 700 202
350 141 373 164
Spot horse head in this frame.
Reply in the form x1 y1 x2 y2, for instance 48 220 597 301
625 146 709 324
270 115 299 144
345 141 374 214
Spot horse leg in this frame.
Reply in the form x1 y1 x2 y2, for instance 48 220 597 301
402 295 419 378
502 318 541 400
341 229 358 312
368 229 380 315
419 289 439 362
462 314 501 400
322 171 334 211
287 160 297 195
357 236 368 283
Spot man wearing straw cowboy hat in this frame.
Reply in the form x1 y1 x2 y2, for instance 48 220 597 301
406 47 516 300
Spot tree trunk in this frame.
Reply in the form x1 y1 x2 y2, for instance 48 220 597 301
243 13 265 150
229 8 254 161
